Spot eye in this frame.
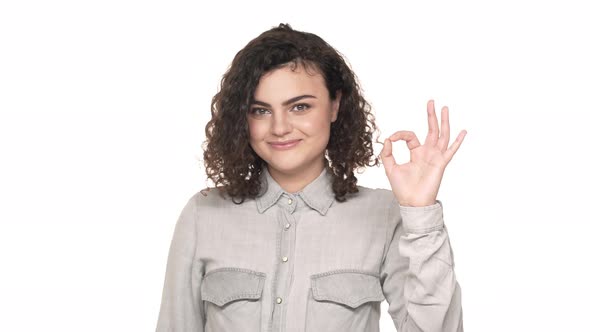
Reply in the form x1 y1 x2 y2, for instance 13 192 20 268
249 107 271 115
292 103 310 112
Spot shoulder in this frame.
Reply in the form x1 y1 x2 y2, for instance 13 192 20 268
344 185 403 222
184 186 254 212
185 187 230 206
348 185 399 207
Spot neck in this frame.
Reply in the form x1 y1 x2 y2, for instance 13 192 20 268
267 160 326 193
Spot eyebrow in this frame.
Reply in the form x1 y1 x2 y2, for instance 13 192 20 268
251 94 317 108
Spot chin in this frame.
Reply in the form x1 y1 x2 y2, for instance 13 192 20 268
266 161 306 175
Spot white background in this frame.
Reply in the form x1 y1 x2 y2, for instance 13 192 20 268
1 0 589 331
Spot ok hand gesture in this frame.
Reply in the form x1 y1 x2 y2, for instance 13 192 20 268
380 100 467 207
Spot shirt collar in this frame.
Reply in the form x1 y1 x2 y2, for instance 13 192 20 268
255 165 335 215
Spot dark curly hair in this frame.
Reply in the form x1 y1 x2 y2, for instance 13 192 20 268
203 23 380 203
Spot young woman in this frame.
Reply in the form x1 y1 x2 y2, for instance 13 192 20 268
156 23 466 332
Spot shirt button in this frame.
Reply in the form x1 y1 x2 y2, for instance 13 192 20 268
276 297 283 304
287 198 293 205
284 223 291 230
282 256 288 262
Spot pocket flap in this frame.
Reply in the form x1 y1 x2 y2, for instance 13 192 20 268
201 268 266 306
310 270 385 309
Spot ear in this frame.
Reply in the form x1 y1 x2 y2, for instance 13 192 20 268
330 90 341 123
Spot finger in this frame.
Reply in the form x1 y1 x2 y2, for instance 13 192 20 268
437 106 450 150
389 130 421 150
443 130 467 162
380 137 397 168
424 99 440 146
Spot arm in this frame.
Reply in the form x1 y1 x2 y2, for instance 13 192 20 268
156 194 205 331
380 200 463 332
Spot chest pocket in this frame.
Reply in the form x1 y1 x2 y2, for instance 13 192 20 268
305 270 385 332
201 267 265 332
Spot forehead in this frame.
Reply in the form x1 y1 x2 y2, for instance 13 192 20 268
254 64 328 99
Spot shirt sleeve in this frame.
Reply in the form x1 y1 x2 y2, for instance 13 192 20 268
380 199 463 332
156 194 205 332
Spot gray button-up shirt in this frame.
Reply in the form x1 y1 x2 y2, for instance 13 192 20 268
156 165 463 331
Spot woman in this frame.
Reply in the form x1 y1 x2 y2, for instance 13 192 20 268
156 23 466 332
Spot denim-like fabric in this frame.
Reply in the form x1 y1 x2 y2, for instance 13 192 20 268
156 165 463 332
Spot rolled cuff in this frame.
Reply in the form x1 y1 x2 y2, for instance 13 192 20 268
399 199 444 234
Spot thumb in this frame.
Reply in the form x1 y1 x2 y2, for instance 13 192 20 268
380 138 397 170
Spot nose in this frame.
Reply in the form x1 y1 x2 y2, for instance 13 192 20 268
270 111 293 137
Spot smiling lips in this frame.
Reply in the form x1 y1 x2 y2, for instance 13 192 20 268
269 139 302 150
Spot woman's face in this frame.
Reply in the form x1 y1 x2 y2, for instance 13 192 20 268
247 63 340 183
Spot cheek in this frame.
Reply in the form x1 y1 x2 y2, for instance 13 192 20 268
247 120 265 141
298 115 331 138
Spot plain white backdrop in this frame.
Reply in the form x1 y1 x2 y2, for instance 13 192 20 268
1 0 589 331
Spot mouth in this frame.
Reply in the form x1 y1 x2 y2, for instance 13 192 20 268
268 139 302 150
